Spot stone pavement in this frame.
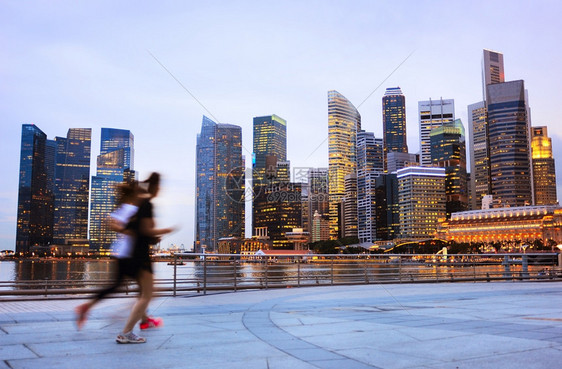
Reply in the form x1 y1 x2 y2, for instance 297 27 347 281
1 282 562 369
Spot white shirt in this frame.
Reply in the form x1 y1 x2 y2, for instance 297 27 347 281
110 203 138 259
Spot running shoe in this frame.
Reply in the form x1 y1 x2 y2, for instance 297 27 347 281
140 316 163 330
116 332 146 344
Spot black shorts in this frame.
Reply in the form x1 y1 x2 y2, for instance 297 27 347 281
119 258 153 278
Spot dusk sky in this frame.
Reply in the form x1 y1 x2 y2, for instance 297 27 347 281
1 1 561 251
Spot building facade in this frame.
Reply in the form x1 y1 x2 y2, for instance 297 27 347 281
195 116 245 253
397 167 446 239
375 173 400 240
382 87 408 172
482 49 505 100
531 126 558 205
486 80 533 207
430 119 468 218
252 182 302 248
16 125 54 254
252 115 287 185
89 128 135 253
419 98 455 167
328 90 361 239
441 205 562 245
342 173 358 238
468 101 489 210
356 131 384 243
53 128 91 250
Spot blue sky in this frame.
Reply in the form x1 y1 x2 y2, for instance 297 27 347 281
1 0 561 251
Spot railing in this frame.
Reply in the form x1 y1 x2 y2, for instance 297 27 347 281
1 253 560 300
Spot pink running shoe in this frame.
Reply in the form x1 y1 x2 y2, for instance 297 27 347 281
140 316 163 330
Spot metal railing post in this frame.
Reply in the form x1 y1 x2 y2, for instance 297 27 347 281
331 256 334 285
173 253 177 297
265 257 268 289
203 253 207 295
234 258 237 292
297 256 301 287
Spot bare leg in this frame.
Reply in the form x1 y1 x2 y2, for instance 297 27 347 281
122 270 153 334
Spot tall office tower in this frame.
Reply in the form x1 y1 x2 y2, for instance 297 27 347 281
252 182 302 248
356 131 384 242
328 90 361 239
302 168 329 235
195 116 245 253
252 115 287 185
531 126 558 205
342 173 358 238
311 210 330 242
468 101 489 210
386 152 418 173
375 173 400 240
482 49 505 100
382 87 408 172
16 124 54 254
430 119 468 218
397 167 446 239
419 98 455 166
89 128 135 253
53 129 91 250
486 80 533 207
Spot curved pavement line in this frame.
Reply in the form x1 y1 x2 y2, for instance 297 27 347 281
242 292 381 369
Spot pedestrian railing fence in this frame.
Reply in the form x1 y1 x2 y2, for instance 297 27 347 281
1 253 560 300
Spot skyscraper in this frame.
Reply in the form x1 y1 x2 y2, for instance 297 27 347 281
397 167 446 239
328 90 361 239
419 98 455 166
195 116 245 252
468 101 489 210
486 80 533 207
342 173 358 238
382 87 408 172
301 168 329 236
482 49 505 100
89 128 135 253
356 131 383 243
16 124 54 254
430 119 468 218
531 126 558 205
375 173 400 240
468 49 506 210
252 182 302 248
53 129 91 249
252 115 287 185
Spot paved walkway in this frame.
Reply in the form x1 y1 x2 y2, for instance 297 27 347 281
1 282 561 369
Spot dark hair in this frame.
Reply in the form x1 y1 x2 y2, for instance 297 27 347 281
143 172 160 196
116 182 138 205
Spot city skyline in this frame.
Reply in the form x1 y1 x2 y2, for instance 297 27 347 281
2 1 562 250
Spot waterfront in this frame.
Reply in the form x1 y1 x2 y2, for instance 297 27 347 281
0 255 557 297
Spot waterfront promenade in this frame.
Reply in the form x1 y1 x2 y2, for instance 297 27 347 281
1 282 561 369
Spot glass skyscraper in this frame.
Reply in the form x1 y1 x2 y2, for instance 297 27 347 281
468 101 489 210
430 119 468 218
531 126 558 205
418 98 455 167
328 90 361 239
382 87 408 172
89 128 134 253
53 129 91 249
356 131 383 243
486 80 533 207
252 114 287 185
195 116 245 252
16 124 54 254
